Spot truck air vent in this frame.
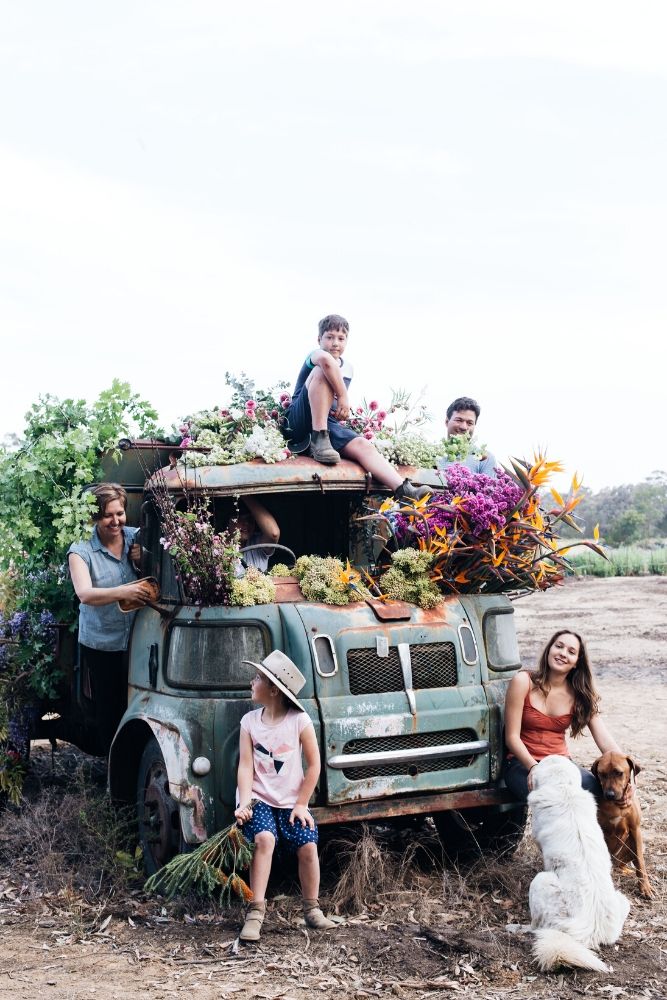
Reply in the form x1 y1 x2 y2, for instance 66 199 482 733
340 728 478 780
346 642 457 695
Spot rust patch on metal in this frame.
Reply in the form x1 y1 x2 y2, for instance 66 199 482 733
365 599 412 621
272 577 303 603
312 787 516 825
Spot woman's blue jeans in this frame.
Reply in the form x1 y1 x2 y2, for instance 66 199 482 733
502 755 602 802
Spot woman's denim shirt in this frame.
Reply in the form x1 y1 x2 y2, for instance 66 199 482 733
68 525 139 651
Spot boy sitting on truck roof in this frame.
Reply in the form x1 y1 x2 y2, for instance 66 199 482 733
286 314 430 503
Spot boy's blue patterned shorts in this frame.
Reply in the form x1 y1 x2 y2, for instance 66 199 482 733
240 800 319 853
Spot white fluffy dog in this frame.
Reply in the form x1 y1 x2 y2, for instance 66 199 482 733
528 755 630 973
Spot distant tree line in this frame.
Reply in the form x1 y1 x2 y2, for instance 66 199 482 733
561 471 667 545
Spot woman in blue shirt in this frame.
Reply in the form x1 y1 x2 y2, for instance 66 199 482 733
68 483 154 753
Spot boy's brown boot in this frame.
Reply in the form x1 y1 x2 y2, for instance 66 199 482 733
240 900 266 942
393 478 432 502
309 430 341 465
303 898 336 929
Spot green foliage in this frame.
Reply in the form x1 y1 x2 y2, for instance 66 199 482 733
0 745 26 806
561 472 667 546
0 380 161 567
568 545 667 577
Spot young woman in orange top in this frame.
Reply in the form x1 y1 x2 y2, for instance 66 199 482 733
503 629 625 801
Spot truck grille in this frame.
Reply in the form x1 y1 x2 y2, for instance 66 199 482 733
347 642 457 695
340 727 478 781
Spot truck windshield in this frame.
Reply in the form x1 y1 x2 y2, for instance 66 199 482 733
166 623 268 689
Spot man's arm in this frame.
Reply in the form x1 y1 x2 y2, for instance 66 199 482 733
242 497 280 543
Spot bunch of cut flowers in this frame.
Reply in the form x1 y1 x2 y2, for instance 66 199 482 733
145 814 254 903
379 454 605 595
345 398 388 439
344 389 439 464
289 555 373 606
149 473 240 606
175 372 292 466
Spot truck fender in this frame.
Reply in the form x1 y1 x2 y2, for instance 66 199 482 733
109 715 208 844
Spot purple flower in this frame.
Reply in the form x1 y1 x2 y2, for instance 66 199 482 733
395 467 524 542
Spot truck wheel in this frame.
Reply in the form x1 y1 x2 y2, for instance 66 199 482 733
433 804 528 862
137 736 184 875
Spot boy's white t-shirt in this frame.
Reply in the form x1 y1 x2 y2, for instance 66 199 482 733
240 707 313 809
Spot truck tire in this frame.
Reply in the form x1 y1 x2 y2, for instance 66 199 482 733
433 803 528 862
136 736 185 875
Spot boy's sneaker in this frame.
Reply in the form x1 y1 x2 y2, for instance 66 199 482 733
309 430 341 464
393 478 432 502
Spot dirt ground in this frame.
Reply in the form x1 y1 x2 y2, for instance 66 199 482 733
1 577 666 1000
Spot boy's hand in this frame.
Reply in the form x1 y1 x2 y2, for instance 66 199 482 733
332 391 350 422
234 804 254 825
289 804 314 829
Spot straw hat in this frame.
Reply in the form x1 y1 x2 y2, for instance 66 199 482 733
242 650 306 711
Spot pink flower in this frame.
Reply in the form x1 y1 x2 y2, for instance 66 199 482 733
179 436 193 447
271 409 279 418
178 423 190 434
369 400 379 411
377 410 387 421
220 408 229 417
364 430 374 440
356 407 364 415
245 399 256 411
280 392 292 408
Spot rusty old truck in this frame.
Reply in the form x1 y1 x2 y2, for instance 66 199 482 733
50 442 527 872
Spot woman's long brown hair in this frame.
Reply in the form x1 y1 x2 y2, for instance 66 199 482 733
531 628 600 737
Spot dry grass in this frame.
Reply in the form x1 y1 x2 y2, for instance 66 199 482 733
0 755 140 906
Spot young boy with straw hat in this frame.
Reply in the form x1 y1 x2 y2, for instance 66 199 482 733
235 650 335 941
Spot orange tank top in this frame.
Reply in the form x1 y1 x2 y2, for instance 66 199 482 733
512 688 573 761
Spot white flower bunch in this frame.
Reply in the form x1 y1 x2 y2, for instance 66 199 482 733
179 442 234 467
376 433 443 468
232 425 290 464
230 568 276 607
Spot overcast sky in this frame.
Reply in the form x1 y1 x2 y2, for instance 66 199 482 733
1 2 665 491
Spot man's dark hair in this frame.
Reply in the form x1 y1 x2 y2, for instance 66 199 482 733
318 314 349 337
446 396 481 421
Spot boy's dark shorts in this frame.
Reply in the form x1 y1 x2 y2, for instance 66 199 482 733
240 800 319 852
286 391 358 454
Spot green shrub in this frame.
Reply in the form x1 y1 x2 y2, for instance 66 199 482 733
568 545 667 577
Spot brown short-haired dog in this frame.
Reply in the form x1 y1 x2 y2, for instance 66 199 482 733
592 751 652 898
